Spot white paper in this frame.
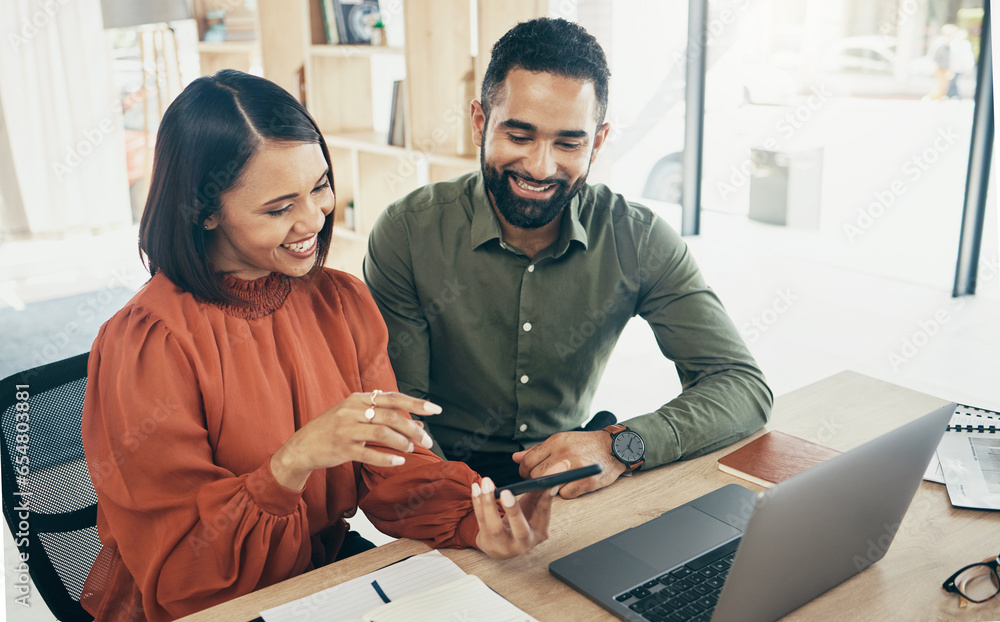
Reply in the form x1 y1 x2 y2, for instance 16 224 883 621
260 550 468 622
353 575 538 622
924 406 1000 484
937 407 1000 511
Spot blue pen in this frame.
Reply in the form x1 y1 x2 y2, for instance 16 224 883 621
371 580 390 604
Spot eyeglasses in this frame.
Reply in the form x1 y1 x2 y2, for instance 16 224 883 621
942 554 1000 605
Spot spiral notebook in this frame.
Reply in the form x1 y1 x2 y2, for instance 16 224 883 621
933 404 1000 511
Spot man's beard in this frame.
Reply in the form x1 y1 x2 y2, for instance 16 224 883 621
481 150 588 230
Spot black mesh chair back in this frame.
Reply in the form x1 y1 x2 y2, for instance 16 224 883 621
1 353 99 621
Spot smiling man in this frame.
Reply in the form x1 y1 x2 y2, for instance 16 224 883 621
364 18 772 498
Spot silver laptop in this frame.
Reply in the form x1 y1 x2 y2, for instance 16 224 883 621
549 402 955 622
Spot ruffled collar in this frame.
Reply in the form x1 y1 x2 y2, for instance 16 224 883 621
214 272 292 319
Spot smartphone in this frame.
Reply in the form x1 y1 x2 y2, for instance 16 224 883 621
493 464 602 498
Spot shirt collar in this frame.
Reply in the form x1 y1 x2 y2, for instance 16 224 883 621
471 174 503 250
470 172 590 256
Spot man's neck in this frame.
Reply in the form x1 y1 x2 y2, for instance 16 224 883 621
490 200 564 260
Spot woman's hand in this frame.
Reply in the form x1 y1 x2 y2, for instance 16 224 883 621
270 391 440 490
472 460 570 559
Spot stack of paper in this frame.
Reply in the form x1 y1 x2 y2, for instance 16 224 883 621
925 405 1000 511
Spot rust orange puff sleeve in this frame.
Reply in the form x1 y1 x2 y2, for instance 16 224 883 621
82 311 312 621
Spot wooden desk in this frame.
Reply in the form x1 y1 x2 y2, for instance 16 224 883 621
178 372 1000 621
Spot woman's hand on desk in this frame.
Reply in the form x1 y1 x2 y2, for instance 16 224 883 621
471 460 570 559
270 392 440 490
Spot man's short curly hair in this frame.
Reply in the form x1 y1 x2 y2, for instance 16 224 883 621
480 18 610 128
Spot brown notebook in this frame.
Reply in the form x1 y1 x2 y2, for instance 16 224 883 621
717 430 842 488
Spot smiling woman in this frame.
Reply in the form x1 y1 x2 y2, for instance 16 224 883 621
80 70 560 622
203 143 334 281
139 70 337 303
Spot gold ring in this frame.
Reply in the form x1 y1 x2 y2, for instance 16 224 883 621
364 407 376 421
370 389 383 407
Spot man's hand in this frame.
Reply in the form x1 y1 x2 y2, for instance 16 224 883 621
512 430 626 498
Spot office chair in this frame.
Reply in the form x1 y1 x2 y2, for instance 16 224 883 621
1 352 99 621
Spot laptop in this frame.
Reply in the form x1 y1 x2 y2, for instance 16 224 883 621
549 402 955 622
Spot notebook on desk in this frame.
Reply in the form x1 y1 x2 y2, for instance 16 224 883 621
549 402 955 622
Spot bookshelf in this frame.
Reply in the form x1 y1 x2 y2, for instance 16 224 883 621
192 1 261 75
194 0 548 275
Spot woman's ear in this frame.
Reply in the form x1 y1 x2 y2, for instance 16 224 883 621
203 211 220 231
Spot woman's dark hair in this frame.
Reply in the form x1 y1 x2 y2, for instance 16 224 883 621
139 69 335 302
480 18 610 127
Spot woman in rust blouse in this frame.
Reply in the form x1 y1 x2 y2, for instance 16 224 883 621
81 70 561 622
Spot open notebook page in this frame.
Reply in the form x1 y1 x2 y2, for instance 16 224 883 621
260 550 467 622
348 575 538 622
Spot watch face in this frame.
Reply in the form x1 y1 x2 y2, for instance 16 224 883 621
613 430 644 463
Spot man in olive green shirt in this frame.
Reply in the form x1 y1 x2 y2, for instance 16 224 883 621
364 18 771 497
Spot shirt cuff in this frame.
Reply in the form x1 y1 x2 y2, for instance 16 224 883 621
453 510 481 549
622 415 681 470
244 458 306 517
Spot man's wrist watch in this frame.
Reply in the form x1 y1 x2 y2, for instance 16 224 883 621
605 424 645 472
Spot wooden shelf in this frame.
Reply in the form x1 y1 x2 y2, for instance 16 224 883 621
309 44 405 58
324 131 477 167
324 131 403 156
196 41 257 54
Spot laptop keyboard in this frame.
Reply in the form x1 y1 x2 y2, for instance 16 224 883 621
612 539 740 622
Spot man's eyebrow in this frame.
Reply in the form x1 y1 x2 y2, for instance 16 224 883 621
260 171 329 207
499 119 537 132
499 119 589 139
